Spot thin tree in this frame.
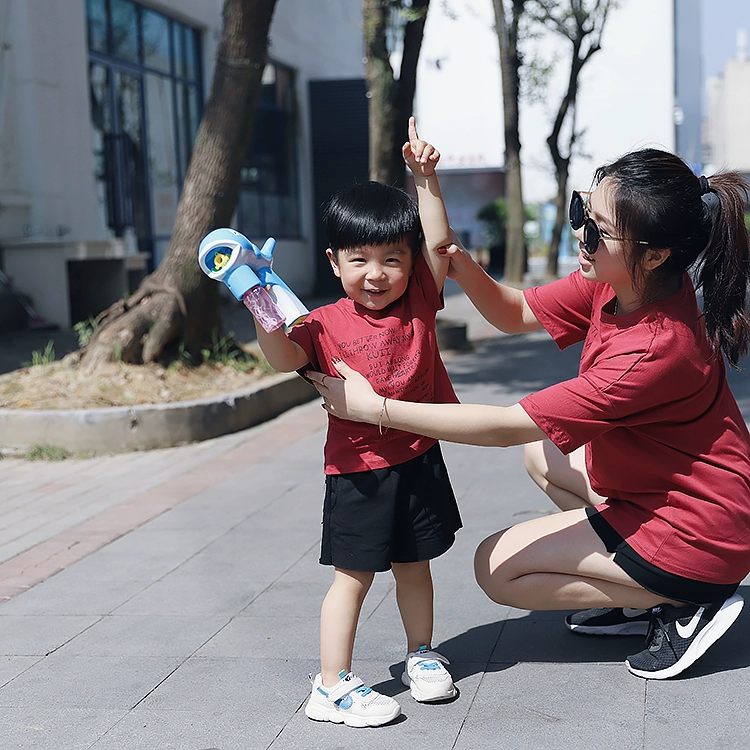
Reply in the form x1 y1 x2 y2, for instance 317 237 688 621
529 0 614 277
492 0 527 284
78 0 279 367
363 0 431 188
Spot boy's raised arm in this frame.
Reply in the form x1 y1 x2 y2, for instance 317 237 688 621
403 117 451 292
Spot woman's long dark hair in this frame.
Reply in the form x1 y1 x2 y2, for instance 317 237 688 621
595 149 750 367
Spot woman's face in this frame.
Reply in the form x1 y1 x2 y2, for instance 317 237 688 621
574 178 633 291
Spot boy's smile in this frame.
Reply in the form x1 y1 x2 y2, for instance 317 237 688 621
327 242 414 311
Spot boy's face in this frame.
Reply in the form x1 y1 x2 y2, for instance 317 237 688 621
327 242 414 311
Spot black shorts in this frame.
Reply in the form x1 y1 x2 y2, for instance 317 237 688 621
320 443 462 573
586 507 740 607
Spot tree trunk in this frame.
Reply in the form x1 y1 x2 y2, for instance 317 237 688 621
364 0 430 188
532 0 612 278
546 166 568 276
545 34 583 278
79 0 279 367
493 0 527 284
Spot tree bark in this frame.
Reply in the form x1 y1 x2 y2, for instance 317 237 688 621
364 0 430 188
79 0 279 367
493 0 527 284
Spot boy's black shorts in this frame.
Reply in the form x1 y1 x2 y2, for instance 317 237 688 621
320 443 462 573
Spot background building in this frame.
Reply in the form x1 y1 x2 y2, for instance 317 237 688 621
705 29 750 174
0 0 366 330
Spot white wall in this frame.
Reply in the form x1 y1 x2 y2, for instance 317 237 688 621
0 0 103 240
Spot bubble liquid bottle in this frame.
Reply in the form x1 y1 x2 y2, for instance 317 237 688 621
198 229 285 333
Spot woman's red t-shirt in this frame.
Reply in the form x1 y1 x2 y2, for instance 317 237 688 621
521 271 750 584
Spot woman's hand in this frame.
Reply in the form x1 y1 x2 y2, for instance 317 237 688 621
437 230 477 280
307 359 383 424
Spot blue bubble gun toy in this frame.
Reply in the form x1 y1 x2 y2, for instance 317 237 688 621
198 229 308 332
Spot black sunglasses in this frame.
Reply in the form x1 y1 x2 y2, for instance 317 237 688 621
569 190 649 255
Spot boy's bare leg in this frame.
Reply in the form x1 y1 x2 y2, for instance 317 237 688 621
319 567 374 687
392 561 434 652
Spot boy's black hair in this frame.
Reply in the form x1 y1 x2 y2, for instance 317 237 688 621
323 181 422 255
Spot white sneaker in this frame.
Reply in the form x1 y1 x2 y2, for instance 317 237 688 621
401 645 457 702
304 671 401 727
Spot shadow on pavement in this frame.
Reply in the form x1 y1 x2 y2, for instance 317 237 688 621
449 331 583 394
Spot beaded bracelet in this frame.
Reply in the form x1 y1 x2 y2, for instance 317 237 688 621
378 396 389 435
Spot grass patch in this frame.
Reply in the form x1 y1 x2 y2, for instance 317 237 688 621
25 443 71 461
200 331 260 372
23 340 56 368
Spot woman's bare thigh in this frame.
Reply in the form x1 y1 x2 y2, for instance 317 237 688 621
474 508 669 610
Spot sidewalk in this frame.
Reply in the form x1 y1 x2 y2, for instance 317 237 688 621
0 285 749 749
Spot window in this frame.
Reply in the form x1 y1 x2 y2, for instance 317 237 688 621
236 62 301 240
85 0 202 268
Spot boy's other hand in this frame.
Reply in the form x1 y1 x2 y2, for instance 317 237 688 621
402 116 440 177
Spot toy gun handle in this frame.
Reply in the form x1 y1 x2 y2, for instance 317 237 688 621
197 229 285 333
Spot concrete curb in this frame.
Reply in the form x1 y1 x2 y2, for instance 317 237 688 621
0 371 318 456
0 321 467 457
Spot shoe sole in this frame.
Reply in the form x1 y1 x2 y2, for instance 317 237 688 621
567 621 650 636
626 594 744 680
305 701 401 727
401 671 457 702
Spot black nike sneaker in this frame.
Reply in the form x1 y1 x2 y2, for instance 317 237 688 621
625 594 744 679
565 607 651 636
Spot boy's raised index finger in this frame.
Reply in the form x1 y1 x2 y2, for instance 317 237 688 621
408 115 419 142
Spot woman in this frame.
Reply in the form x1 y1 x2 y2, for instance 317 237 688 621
309 149 750 680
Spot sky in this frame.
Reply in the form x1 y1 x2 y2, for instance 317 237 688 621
415 0 750 204
702 0 750 79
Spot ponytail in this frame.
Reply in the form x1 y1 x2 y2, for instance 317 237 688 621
596 149 750 368
696 174 750 368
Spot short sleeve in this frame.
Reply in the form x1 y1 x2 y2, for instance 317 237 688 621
524 271 597 350
287 314 321 371
520 326 707 454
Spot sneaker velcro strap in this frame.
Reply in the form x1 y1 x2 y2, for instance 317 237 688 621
326 673 365 703
413 650 450 666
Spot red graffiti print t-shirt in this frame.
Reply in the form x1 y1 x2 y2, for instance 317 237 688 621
288 253 458 474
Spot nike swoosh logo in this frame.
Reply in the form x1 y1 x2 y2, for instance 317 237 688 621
675 607 705 639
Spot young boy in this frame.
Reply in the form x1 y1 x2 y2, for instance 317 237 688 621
253 119 461 727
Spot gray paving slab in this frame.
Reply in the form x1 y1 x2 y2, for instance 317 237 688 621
0 614 100 657
59 615 229 658
0 283 749 748
0 651 184 710
455 663 646 750
1 707 129 750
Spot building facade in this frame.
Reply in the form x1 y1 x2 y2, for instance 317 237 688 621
705 29 750 174
0 0 365 329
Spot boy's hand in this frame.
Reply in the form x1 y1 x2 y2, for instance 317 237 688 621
402 116 440 177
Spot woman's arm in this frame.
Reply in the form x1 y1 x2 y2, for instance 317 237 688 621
310 360 546 448
444 239 543 334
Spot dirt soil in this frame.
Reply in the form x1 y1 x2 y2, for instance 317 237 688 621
0 358 273 410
